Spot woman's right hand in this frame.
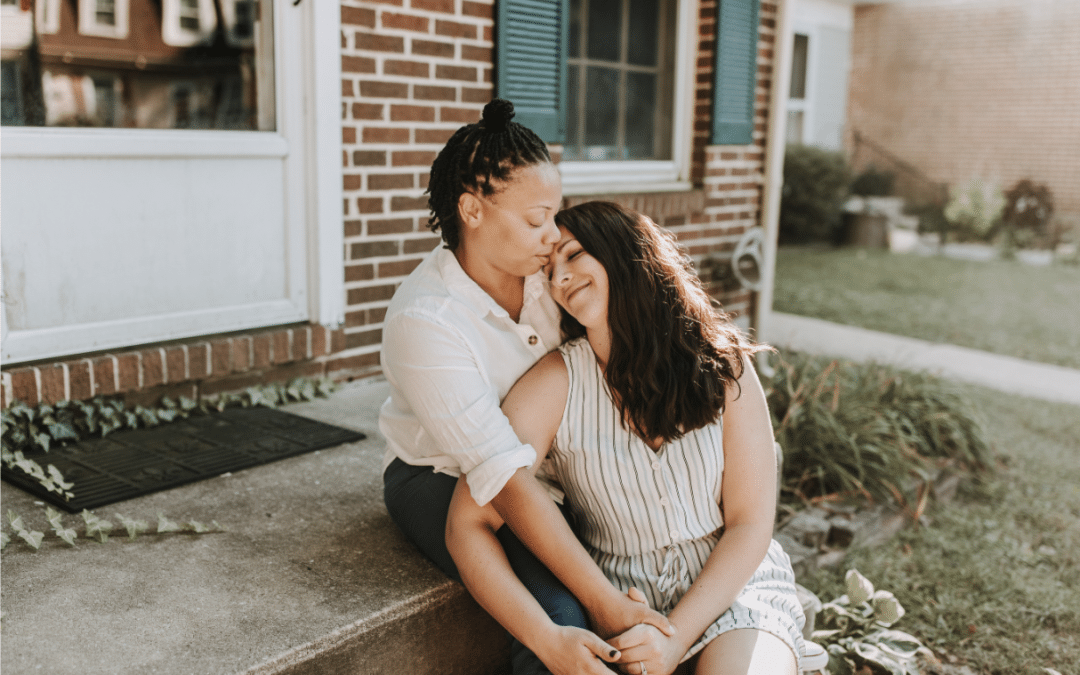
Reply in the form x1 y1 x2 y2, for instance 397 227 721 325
533 624 623 675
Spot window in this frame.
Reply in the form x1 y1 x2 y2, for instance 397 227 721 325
497 0 758 193
786 33 809 145
78 0 129 38
222 0 258 48
564 0 676 162
162 0 218 47
3 0 272 130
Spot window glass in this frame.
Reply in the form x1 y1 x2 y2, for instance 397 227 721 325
0 0 273 130
790 33 808 100
584 66 620 158
566 0 675 162
587 0 622 62
627 0 659 67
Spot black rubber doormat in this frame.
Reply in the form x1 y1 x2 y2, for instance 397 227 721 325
1 407 365 513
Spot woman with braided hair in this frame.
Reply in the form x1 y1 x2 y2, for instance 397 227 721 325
380 99 672 675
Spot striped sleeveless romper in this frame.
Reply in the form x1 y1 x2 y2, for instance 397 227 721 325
550 338 806 665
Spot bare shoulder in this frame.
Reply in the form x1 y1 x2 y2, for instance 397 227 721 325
509 350 569 402
502 350 570 433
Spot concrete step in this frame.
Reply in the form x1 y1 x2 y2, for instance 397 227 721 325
0 378 510 675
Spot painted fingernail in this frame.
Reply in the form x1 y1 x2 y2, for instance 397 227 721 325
610 650 618 658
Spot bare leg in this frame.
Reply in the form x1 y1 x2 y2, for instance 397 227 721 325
693 629 796 675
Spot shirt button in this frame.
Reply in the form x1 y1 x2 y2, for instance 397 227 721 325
669 530 680 541
651 461 661 470
659 497 670 507
528 335 538 345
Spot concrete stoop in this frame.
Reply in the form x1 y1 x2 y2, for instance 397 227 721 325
1 378 511 675
247 584 510 675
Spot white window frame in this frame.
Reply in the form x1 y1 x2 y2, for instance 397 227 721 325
78 0 130 39
161 0 218 47
36 0 61 34
560 0 698 196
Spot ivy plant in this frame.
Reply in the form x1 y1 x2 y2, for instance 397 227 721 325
812 570 934 675
1 377 336 501
2 505 223 552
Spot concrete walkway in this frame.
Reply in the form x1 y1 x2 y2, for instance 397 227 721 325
766 312 1080 406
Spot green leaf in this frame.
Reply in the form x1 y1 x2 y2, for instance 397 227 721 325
7 509 25 530
157 513 182 534
18 529 45 550
81 509 100 528
116 514 149 540
135 406 159 427
56 527 79 546
179 396 199 412
1 531 9 550
47 464 74 491
157 409 180 423
45 506 65 530
87 518 113 543
35 431 51 452
186 520 212 533
161 396 178 410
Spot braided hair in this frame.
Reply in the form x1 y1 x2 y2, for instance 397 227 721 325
426 99 552 250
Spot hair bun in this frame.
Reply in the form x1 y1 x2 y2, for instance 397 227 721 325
482 98 515 132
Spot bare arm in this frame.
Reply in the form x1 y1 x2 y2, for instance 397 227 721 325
489 354 675 639
447 476 622 675
447 353 673 640
611 357 780 674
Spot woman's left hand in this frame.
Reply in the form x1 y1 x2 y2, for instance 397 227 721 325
608 623 685 675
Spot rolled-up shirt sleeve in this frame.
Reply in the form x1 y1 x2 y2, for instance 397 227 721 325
382 311 537 506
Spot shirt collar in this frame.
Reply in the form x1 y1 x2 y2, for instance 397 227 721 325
437 246 550 320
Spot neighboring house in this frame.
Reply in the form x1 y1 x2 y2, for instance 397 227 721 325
790 0 1080 214
785 0 852 150
1 0 792 407
847 0 1080 214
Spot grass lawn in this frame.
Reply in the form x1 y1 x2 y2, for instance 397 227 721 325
772 248 1080 370
800 386 1080 675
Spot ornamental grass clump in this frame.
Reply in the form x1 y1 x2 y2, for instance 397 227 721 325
764 352 990 508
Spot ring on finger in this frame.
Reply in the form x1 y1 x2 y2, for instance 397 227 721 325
640 662 648 675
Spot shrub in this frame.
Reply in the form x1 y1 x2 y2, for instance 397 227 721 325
780 145 851 245
763 352 990 507
942 177 1005 242
850 165 896 197
1000 179 1055 251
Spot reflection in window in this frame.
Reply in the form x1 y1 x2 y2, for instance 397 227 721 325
565 0 676 161
786 33 809 145
96 0 118 26
0 0 273 130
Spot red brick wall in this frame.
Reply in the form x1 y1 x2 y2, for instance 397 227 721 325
1 0 781 408
847 0 1080 214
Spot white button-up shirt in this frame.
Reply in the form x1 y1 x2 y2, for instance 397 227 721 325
379 246 562 506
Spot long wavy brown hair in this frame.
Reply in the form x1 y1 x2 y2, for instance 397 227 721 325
555 201 769 443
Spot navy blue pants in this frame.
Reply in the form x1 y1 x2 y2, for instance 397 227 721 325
383 457 588 675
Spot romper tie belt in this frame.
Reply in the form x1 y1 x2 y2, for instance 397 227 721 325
656 544 692 612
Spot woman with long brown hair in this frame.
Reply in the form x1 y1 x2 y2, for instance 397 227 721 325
447 201 809 675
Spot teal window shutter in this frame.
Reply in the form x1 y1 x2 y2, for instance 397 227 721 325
496 0 569 144
712 0 760 145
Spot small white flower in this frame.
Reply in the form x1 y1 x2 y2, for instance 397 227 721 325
872 589 906 625
845 569 875 604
